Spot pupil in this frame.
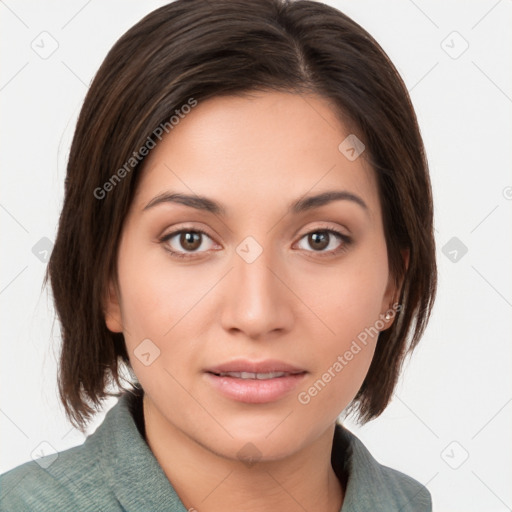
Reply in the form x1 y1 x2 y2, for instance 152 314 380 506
310 232 328 250
181 232 201 251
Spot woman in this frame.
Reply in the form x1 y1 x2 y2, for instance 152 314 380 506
0 0 436 510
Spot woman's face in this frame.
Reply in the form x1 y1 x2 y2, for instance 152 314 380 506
105 91 397 461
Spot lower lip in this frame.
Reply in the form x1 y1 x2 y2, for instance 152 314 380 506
204 372 307 404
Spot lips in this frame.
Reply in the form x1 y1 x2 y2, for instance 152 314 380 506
213 371 291 380
204 359 307 403
205 358 306 376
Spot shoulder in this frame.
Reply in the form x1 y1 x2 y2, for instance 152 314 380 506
333 423 432 511
0 438 120 512
0 449 79 512
0 396 131 512
374 461 432 511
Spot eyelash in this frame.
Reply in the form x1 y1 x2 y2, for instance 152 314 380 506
158 226 352 260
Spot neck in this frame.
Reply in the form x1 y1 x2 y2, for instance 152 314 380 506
142 394 344 512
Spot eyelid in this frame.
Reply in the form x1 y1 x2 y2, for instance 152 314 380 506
160 224 214 240
158 225 219 258
296 221 351 238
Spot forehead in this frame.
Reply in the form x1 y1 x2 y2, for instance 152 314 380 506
132 91 378 216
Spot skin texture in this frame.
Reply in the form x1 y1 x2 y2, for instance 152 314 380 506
104 91 398 512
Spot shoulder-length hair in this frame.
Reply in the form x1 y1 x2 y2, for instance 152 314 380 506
46 0 436 432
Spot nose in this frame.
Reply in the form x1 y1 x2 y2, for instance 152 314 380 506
220 243 294 340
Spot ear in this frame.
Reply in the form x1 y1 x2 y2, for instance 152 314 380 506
103 278 124 333
380 248 409 330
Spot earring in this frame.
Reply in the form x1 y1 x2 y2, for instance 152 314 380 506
384 311 392 321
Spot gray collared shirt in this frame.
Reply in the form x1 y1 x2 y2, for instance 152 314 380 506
0 389 432 511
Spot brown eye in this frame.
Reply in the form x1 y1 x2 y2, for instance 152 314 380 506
308 232 330 251
296 229 351 256
160 228 216 259
179 231 202 251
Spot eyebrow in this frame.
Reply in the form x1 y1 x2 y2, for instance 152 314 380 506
142 190 368 216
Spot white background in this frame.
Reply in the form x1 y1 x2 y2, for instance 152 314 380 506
1 1 511 511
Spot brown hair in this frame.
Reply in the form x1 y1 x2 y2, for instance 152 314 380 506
45 0 436 432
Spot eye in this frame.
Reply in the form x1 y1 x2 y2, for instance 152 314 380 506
295 229 351 256
159 226 352 260
159 228 217 259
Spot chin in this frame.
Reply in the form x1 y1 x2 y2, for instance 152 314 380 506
217 436 303 466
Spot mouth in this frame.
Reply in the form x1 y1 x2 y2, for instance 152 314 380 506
208 370 305 380
205 358 306 375
204 359 307 403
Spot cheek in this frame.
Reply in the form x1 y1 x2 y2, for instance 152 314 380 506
116 239 214 374
294 240 389 403
297 291 380 422
302 244 390 339
116 237 195 334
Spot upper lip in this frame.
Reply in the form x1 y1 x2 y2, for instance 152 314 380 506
205 359 307 375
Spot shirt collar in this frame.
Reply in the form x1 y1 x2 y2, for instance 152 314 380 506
86 387 417 511
91 387 188 511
